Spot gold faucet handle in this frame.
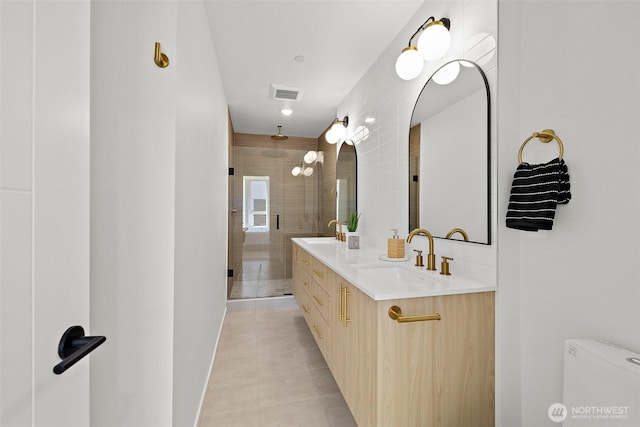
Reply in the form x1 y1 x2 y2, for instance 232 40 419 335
440 256 453 276
413 249 424 267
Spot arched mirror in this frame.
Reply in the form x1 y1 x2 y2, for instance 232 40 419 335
336 142 357 223
408 59 491 244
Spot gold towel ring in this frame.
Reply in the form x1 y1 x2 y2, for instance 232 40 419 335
517 129 564 163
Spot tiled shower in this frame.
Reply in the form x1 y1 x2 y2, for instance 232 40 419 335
230 144 320 298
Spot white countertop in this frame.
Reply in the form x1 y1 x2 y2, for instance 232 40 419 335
292 237 497 301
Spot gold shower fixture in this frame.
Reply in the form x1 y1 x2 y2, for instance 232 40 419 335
271 125 288 141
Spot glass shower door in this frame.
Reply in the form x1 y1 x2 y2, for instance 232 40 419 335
230 146 285 298
229 145 318 299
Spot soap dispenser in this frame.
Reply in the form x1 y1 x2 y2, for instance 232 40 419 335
387 229 405 259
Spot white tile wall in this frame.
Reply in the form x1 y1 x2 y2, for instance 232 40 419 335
0 0 33 191
0 1 91 425
0 2 35 424
338 0 497 284
0 191 33 427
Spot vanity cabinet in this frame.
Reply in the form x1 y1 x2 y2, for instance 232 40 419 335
292 244 495 427
334 278 377 426
293 244 333 362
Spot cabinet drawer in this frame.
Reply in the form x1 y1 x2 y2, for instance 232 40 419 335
297 290 311 325
309 305 331 359
310 257 328 289
301 272 312 298
300 250 312 274
310 278 331 323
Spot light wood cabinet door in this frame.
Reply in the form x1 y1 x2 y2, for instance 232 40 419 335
343 281 377 427
331 278 348 394
376 292 495 427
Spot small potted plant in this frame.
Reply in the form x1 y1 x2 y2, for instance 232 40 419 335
346 211 361 249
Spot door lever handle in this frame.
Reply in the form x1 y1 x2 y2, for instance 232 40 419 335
53 326 106 375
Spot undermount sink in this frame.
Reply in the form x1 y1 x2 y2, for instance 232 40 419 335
299 237 337 244
354 265 446 291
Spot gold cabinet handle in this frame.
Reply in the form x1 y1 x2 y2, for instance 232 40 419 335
313 269 324 279
301 304 309 314
388 305 441 323
313 325 324 339
343 286 351 327
312 295 323 307
303 280 309 288
338 284 344 322
303 259 310 266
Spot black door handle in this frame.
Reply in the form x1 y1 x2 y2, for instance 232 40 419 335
276 214 280 230
53 326 106 375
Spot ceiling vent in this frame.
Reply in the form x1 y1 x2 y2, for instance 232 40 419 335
270 84 303 102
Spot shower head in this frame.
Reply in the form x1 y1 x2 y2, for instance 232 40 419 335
271 125 288 141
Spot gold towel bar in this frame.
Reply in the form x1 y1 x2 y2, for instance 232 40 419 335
388 305 441 323
517 129 564 163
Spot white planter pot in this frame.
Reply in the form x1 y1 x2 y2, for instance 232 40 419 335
346 232 359 249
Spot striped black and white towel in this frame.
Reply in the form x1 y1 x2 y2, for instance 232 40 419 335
506 157 571 231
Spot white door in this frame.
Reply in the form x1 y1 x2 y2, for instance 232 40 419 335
0 1 91 425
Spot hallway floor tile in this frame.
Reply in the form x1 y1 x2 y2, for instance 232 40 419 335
198 297 357 427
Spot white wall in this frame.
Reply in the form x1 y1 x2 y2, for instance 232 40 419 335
338 0 497 282
497 1 640 425
1 1 91 426
90 1 228 426
90 2 177 425
173 2 229 426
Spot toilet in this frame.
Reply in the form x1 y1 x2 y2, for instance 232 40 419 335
562 339 640 426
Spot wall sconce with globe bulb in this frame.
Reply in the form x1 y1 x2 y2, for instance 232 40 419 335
325 116 349 144
395 17 451 81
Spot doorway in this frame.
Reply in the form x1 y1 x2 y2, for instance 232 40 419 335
229 144 319 299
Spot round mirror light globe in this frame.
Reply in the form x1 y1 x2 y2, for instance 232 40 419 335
417 23 451 61
325 128 340 144
432 61 460 85
291 166 301 176
395 48 423 80
302 166 314 177
330 122 346 138
303 151 318 164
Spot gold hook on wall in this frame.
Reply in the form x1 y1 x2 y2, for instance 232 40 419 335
154 42 169 68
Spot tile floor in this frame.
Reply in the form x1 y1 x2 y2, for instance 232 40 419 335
229 245 293 299
198 296 357 427
229 278 293 299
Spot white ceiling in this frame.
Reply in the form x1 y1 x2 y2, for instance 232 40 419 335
204 1 424 139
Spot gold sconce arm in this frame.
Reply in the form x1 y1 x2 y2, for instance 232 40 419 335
388 305 441 323
154 42 170 68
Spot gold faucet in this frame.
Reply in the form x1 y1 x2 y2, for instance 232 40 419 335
406 229 436 271
445 228 469 241
327 219 344 241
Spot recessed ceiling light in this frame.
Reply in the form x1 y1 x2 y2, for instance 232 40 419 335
281 108 293 116
294 55 306 63
365 117 376 123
